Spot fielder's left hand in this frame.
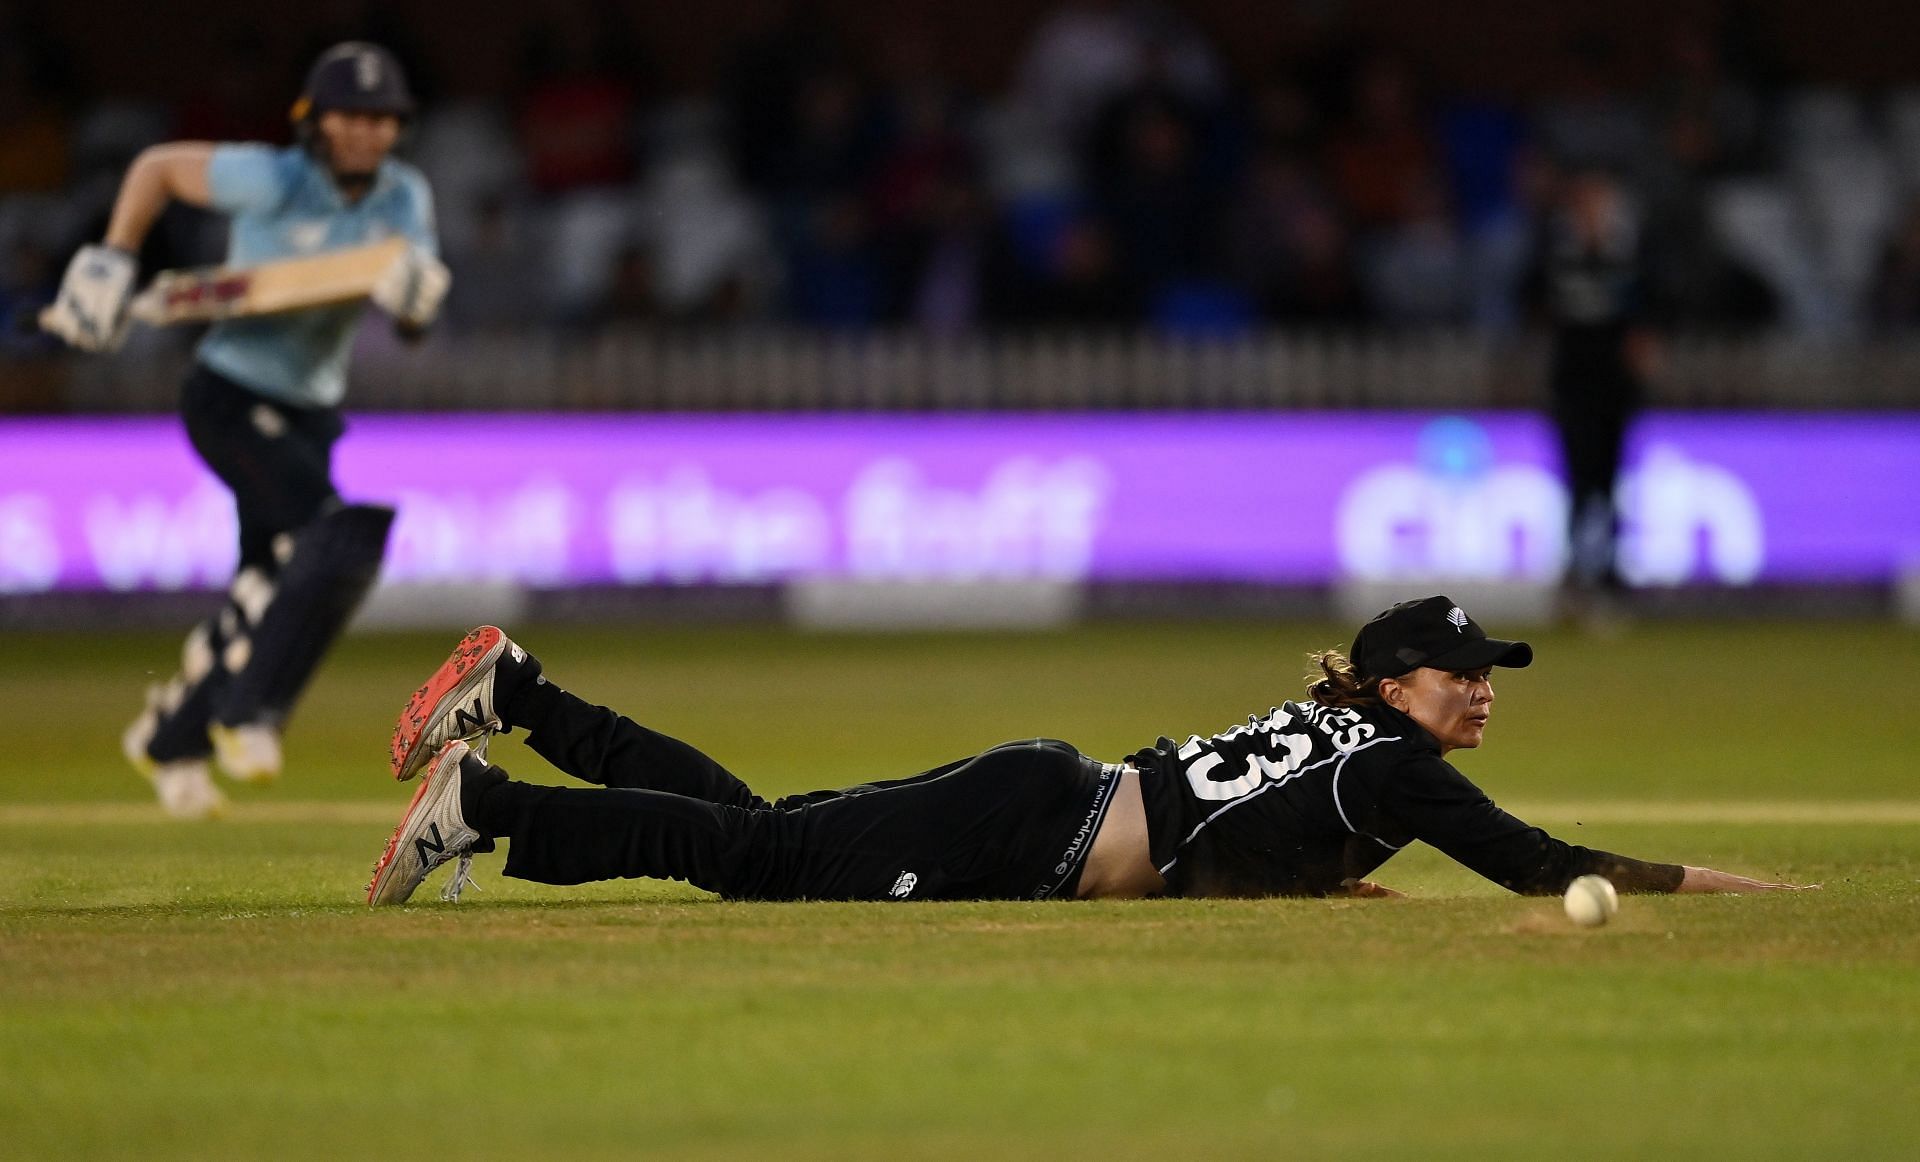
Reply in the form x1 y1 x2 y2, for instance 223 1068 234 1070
1677 866 1821 893
1340 879 1406 899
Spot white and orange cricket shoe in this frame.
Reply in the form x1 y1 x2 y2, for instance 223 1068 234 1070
367 740 485 906
388 626 538 782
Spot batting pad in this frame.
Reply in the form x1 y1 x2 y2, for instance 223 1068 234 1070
213 503 395 730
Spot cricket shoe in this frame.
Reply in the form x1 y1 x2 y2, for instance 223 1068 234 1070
210 722 282 785
389 626 538 782
367 740 487 906
149 760 229 820
123 689 229 820
122 686 162 774
136 757 229 821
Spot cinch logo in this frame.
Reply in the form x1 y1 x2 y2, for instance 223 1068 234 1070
890 871 918 898
1336 419 1766 585
1337 418 1566 581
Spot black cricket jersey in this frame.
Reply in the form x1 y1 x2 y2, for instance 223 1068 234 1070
1127 700 1683 898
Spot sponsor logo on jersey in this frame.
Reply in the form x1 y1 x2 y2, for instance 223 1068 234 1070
889 871 918 898
249 404 288 440
287 221 329 253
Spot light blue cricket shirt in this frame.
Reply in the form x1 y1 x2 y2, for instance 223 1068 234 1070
196 143 437 409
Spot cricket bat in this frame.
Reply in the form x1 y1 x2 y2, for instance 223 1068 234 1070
43 237 409 331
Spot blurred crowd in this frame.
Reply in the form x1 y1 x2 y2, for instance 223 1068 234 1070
8 1 1920 342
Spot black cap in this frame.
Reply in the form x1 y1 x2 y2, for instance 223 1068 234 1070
1350 596 1533 680
295 42 415 120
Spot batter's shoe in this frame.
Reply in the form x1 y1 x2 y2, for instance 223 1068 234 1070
123 689 228 820
388 626 539 782
150 759 228 820
367 740 485 906
209 722 282 785
122 686 162 772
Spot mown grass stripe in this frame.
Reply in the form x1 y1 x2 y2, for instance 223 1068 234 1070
2 799 1918 827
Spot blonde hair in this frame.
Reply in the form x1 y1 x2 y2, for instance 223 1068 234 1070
1304 648 1385 708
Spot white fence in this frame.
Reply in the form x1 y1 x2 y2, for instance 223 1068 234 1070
52 328 1920 413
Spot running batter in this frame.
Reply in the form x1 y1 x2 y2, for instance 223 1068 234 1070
43 43 449 818
367 597 1805 905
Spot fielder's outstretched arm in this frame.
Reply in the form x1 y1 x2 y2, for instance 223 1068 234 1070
1675 866 1818 892
1372 755 1816 895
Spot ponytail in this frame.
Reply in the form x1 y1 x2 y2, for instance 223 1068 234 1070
1304 649 1384 708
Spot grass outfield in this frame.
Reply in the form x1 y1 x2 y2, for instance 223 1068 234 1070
2 620 1917 1159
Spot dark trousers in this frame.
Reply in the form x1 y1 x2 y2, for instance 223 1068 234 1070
472 684 1108 901
146 366 346 761
182 364 344 570
1552 371 1638 591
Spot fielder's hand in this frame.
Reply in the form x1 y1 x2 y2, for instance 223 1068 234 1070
371 242 451 330
1677 866 1821 893
1340 878 1406 899
41 244 137 352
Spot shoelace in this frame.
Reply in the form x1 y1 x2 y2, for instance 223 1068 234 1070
440 852 482 903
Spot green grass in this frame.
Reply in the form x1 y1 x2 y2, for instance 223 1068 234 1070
2 620 1918 1159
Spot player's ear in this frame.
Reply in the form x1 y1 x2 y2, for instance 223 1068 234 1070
1378 677 1407 712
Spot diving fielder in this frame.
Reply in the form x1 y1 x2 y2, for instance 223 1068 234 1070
42 42 449 818
367 599 1806 905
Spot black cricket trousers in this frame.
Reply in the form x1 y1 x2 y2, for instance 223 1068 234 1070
146 366 347 762
468 682 1115 902
182 363 344 571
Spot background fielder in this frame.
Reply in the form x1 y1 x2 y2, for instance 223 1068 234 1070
41 42 450 819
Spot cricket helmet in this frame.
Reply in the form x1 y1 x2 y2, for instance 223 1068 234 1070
291 42 415 124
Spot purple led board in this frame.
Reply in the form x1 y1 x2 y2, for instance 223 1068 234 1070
2 413 1915 592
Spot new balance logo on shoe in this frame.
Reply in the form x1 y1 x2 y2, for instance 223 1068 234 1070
452 698 489 736
890 871 918 898
414 822 446 866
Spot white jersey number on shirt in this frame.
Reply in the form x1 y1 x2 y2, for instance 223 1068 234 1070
1177 707 1316 802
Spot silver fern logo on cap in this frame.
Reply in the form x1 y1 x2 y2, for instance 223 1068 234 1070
1447 606 1469 632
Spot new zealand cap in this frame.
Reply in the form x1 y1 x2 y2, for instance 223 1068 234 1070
1350 596 1533 680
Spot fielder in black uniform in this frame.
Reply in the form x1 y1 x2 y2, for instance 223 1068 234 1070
367 599 1804 905
1532 169 1658 598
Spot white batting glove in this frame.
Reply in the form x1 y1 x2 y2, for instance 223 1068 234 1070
42 245 137 352
370 242 451 330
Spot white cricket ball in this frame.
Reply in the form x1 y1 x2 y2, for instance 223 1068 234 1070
1563 874 1620 927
